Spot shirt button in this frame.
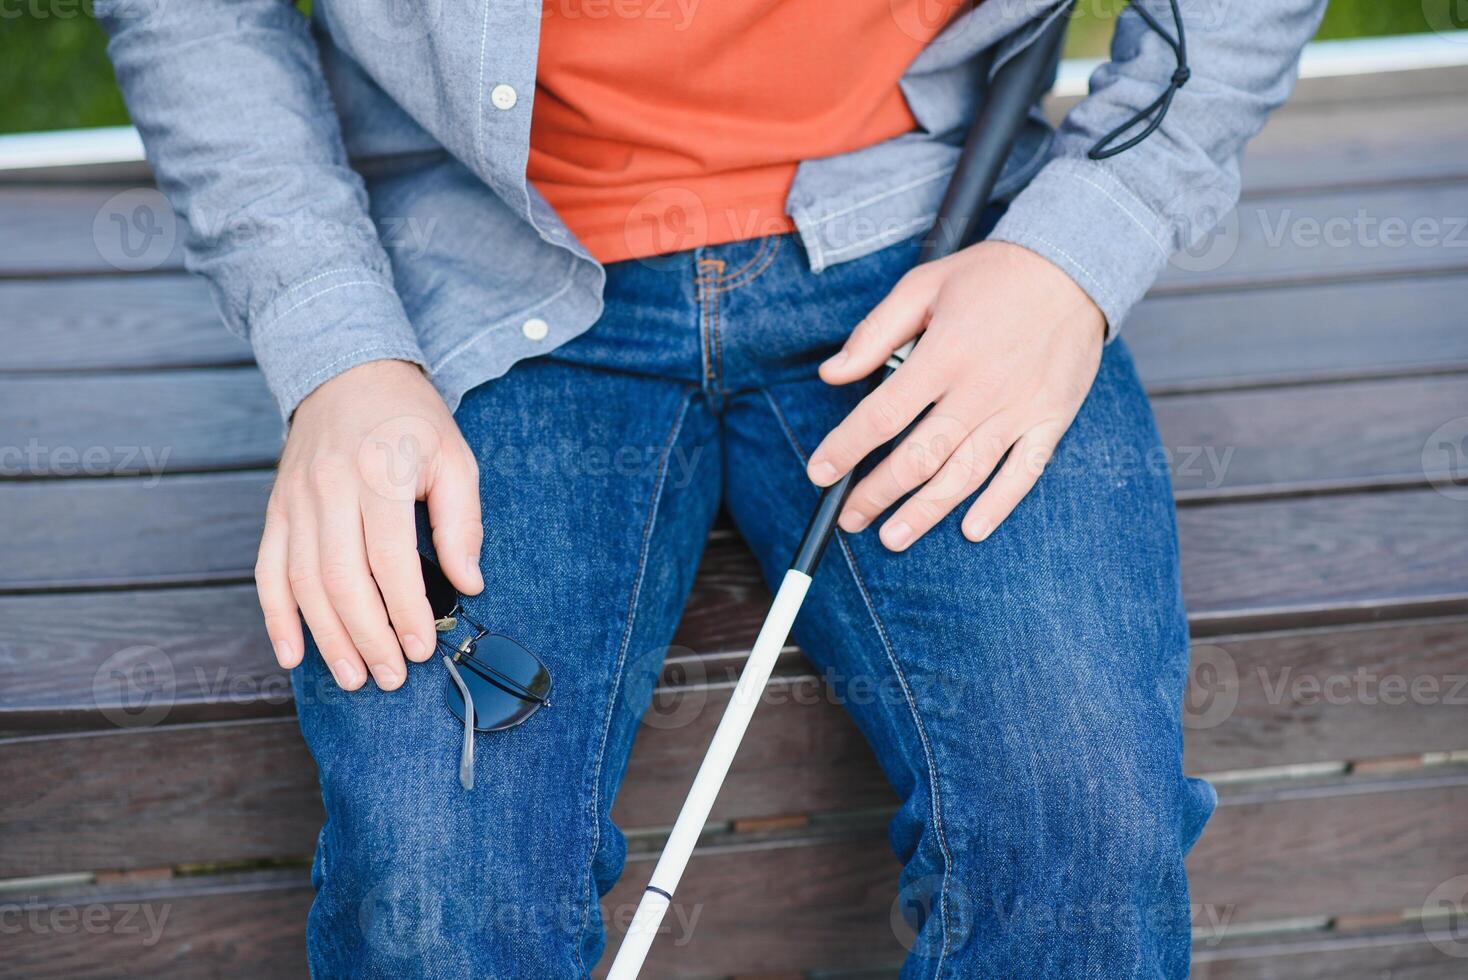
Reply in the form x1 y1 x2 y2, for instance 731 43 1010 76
522 317 549 341
490 84 518 111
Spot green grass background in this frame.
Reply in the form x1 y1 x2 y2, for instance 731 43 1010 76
0 1 1451 135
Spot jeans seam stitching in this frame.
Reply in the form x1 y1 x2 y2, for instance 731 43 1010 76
573 389 697 974
711 234 783 294
759 387 957 977
712 235 770 286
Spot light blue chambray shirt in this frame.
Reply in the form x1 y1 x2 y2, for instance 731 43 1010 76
99 0 1326 421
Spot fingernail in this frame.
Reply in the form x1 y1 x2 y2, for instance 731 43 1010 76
274 639 296 667
809 460 838 485
882 521 913 551
403 634 429 662
965 518 992 542
464 557 484 592
371 662 404 690
332 659 365 690
839 509 870 533
823 350 849 371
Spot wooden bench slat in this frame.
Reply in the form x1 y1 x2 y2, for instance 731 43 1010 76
1159 373 1468 498
8 871 1463 980
7 356 1462 505
3 477 1462 634
5 736 1465 961
1234 93 1468 195
4 560 1464 803
0 720 322 879
1191 924 1467 980
1125 272 1468 394
0 275 246 372
1151 180 1468 294
7 270 1466 393
5 179 1462 290
1 872 311 980
1 367 280 477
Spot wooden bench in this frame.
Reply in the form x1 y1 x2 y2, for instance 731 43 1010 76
3 63 1467 977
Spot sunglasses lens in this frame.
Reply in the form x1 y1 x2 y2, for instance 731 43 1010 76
445 634 552 732
420 552 460 622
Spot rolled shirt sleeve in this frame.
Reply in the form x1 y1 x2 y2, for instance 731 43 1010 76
98 0 428 420
990 0 1329 334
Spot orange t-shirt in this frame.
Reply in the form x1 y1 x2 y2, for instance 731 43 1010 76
528 1 964 263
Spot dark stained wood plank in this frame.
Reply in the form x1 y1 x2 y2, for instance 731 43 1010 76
0 274 242 372
5 693 1464 958
0 872 311 980
1156 373 1468 498
1192 924 1468 980
0 368 279 478
1177 490 1468 633
8 650 1468 895
0 585 285 736
1183 617 1468 773
1152 180 1468 294
604 767 1468 970
4 472 1466 636
1189 767 1468 923
10 874 1465 980
0 720 323 878
1125 272 1468 394
6 578 1464 809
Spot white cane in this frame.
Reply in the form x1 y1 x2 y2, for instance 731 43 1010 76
608 13 1072 976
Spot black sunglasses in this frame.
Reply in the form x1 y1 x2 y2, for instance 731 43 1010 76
420 552 553 790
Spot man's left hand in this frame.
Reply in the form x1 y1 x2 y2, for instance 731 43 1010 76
807 240 1106 551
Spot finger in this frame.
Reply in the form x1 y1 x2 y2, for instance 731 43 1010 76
288 515 369 691
362 493 437 664
806 359 939 486
427 447 485 595
837 396 985 532
819 266 935 384
316 498 409 691
879 417 1020 551
255 496 303 669
961 427 1061 542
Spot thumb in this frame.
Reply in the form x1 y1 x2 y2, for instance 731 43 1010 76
820 266 933 384
427 448 484 595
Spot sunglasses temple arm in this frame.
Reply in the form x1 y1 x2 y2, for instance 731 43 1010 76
442 656 476 791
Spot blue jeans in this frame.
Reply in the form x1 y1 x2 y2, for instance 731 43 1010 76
292 231 1216 978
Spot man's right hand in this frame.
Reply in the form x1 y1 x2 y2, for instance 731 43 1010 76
256 359 484 691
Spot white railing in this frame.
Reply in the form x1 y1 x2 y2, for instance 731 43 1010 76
2 30 1466 172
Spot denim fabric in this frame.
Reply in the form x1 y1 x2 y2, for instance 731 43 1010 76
99 0 1326 421
291 230 1215 977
